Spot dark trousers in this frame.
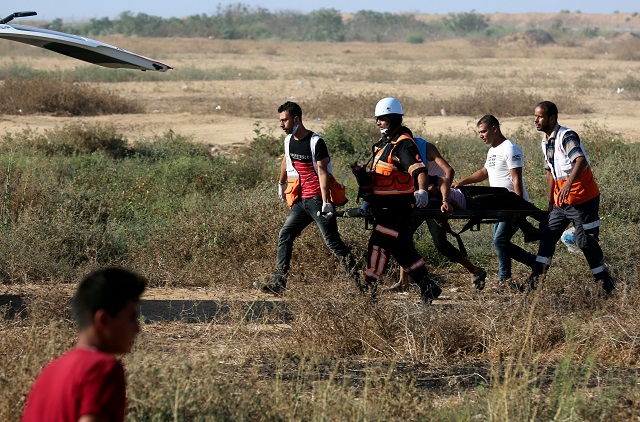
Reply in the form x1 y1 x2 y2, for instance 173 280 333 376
409 211 466 263
535 195 607 277
365 206 428 282
274 197 353 281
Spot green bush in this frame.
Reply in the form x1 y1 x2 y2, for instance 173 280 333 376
443 11 488 34
248 121 283 157
405 33 425 44
322 119 378 162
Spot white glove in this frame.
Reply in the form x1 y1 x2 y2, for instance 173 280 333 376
277 182 287 202
321 202 334 219
414 189 429 208
360 200 373 216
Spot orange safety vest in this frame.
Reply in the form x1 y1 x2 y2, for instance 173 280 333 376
283 133 347 208
542 126 600 206
371 134 424 196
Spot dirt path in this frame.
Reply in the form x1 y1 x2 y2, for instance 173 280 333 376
2 111 638 149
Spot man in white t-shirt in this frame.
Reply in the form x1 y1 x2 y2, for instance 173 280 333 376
452 115 537 284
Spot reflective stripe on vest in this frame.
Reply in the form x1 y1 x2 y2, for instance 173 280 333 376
371 134 422 196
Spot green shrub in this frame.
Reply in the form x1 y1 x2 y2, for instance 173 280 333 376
405 33 425 44
0 61 46 79
322 119 378 162
248 120 283 157
443 11 488 34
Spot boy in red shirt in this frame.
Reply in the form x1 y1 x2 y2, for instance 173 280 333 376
22 267 147 422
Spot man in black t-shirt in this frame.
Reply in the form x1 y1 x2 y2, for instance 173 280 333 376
254 101 358 295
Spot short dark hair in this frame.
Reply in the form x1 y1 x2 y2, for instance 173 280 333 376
278 101 302 119
536 101 558 118
477 114 500 127
72 267 147 328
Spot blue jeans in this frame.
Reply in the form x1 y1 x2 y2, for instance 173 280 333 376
493 221 536 281
274 197 353 282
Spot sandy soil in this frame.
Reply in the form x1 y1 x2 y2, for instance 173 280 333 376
1 111 639 148
1 20 639 147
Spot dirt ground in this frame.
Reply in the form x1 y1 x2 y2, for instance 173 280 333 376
1 17 639 146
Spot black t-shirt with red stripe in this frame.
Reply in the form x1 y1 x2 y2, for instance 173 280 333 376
289 132 329 198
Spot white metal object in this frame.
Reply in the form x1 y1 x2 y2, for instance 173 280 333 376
0 21 172 71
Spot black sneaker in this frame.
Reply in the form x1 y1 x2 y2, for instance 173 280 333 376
524 263 546 291
421 281 442 302
472 270 487 291
597 273 615 294
524 272 540 291
253 279 286 296
504 279 527 293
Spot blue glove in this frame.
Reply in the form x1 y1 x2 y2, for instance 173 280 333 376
414 189 429 208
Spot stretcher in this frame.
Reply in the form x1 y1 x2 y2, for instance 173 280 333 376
336 205 547 258
336 185 548 232
336 207 548 232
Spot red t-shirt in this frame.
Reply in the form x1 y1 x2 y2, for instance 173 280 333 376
21 348 126 422
288 132 330 199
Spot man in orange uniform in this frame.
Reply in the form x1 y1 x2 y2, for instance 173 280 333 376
526 101 614 293
359 97 444 302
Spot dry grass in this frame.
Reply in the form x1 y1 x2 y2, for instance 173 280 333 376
0 75 142 116
1 19 640 420
3 264 640 419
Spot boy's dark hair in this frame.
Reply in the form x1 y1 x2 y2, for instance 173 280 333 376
278 101 302 119
536 101 558 118
477 114 500 128
72 267 147 328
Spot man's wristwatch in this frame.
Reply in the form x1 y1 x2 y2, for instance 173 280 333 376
443 197 452 204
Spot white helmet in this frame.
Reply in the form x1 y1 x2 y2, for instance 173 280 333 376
374 97 403 117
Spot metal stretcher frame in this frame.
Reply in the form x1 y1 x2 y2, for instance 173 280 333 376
336 207 548 231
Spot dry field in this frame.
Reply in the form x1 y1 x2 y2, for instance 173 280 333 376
1 16 640 420
1 30 639 146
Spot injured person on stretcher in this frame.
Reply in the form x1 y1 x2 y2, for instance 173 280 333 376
338 174 546 293
423 173 543 240
395 175 544 292
408 174 544 293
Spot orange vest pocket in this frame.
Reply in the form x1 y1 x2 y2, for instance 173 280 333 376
285 177 300 208
329 175 348 206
